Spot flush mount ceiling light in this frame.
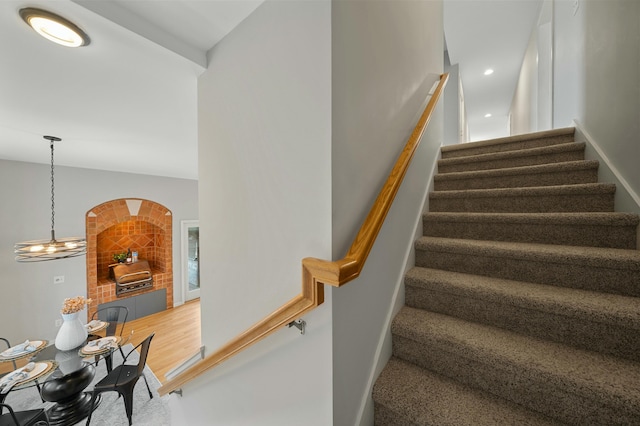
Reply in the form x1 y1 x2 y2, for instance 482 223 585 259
19 8 90 47
484 69 494 76
484 113 492 118
14 136 86 262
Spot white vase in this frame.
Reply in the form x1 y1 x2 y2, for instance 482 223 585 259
55 311 88 351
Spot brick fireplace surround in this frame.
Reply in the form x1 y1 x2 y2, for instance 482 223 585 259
85 199 173 320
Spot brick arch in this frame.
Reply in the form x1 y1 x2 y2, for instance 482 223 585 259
85 198 173 320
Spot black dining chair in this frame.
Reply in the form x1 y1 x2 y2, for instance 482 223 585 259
85 332 155 426
0 403 49 426
88 306 129 372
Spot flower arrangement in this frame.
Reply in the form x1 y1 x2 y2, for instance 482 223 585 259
61 296 92 314
113 252 127 263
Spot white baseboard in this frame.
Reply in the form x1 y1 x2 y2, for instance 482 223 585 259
164 346 206 381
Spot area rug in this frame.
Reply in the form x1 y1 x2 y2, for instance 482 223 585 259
2 344 171 426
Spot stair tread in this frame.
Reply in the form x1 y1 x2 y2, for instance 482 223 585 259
405 267 640 328
422 211 640 226
438 142 584 166
430 183 616 199
441 127 576 156
434 160 598 181
374 357 563 426
416 236 640 270
392 307 640 404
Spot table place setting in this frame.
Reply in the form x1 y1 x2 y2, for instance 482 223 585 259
0 339 46 362
85 319 108 333
79 336 121 356
0 361 54 394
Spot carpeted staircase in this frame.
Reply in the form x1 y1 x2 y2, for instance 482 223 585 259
372 127 640 425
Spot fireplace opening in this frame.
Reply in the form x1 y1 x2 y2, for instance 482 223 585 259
86 198 173 321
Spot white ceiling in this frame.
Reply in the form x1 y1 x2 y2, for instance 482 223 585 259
0 0 261 180
0 0 541 179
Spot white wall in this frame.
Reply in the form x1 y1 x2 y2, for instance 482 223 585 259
510 31 538 134
0 159 198 344
580 0 640 203
459 76 469 143
331 1 444 424
444 60 462 146
510 0 553 135
537 19 553 130
174 1 333 425
553 0 584 128
554 0 640 208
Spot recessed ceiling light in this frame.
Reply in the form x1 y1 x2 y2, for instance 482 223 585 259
20 8 90 48
484 113 492 118
484 69 494 76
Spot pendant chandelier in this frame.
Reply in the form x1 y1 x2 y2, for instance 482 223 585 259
14 136 86 262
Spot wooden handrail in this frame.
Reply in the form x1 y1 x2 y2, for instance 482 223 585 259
158 73 448 396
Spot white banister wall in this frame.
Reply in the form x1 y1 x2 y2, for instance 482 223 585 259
171 1 333 425
331 2 444 425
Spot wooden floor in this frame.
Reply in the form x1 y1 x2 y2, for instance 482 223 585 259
122 299 201 383
0 300 201 382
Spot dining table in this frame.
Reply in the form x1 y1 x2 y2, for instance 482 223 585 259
0 320 121 426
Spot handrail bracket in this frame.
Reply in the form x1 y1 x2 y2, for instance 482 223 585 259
287 319 306 335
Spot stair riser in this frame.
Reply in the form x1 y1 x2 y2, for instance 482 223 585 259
429 192 615 213
441 133 576 159
373 405 418 426
438 150 584 174
422 220 637 249
406 283 640 362
415 248 640 297
433 168 597 191
392 335 639 425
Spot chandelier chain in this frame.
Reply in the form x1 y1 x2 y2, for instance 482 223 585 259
50 140 55 233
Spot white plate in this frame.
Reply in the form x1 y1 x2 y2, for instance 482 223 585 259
0 362 49 387
14 362 49 385
81 336 119 354
0 340 43 358
85 320 106 332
